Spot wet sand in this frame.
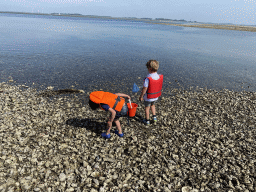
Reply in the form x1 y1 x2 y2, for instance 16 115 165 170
150 22 256 32
1 82 256 191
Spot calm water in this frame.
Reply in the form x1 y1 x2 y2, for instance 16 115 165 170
1 13 256 95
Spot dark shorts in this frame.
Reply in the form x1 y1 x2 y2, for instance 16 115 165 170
110 104 128 120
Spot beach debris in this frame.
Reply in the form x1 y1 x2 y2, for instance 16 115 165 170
37 88 85 97
47 86 54 90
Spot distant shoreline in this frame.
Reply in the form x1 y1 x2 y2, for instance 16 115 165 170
1 11 256 32
149 22 256 32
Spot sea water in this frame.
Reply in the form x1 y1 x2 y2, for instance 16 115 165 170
0 13 256 94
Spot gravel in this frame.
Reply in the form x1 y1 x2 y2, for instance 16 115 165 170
0 82 256 192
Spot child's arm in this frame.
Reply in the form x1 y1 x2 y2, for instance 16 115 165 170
115 93 131 100
139 87 148 101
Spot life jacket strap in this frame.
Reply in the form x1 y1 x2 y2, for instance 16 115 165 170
147 91 161 95
112 96 121 110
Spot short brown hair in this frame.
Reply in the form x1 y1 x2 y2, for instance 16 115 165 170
146 60 159 72
89 99 99 110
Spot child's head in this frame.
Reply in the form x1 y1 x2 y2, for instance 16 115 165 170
146 60 159 72
89 99 99 110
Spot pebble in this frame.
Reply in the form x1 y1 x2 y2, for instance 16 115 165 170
59 173 66 181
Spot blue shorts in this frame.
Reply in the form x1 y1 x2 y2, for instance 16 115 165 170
110 104 128 120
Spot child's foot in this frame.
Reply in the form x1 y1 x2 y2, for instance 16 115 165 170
153 116 157 122
142 119 150 125
114 130 124 137
101 132 111 139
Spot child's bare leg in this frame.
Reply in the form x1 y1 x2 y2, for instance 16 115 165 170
115 120 122 134
106 120 112 135
145 106 150 120
150 104 156 116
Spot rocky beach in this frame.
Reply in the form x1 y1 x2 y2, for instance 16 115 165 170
1 81 256 192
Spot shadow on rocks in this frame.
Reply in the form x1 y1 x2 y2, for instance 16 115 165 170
127 114 144 123
66 118 107 136
66 113 144 135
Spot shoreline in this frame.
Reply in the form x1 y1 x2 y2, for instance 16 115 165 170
1 82 256 191
149 22 256 32
1 11 256 32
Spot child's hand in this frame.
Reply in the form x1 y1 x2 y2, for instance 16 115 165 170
139 87 147 102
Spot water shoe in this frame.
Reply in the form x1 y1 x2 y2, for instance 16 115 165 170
115 130 124 137
101 132 111 139
153 116 157 122
142 119 150 125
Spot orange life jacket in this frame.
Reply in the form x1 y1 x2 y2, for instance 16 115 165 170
146 74 163 99
89 91 125 112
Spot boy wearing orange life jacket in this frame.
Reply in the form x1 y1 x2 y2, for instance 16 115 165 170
89 91 130 139
139 60 163 125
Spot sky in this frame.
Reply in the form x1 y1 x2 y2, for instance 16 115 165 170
1 0 256 25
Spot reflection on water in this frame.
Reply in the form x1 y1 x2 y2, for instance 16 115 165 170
0 13 256 94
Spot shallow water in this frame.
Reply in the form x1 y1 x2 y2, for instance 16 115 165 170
0 13 256 94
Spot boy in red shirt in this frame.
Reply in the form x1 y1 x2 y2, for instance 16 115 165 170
139 60 163 125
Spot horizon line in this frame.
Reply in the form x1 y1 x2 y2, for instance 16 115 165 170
0 10 254 26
